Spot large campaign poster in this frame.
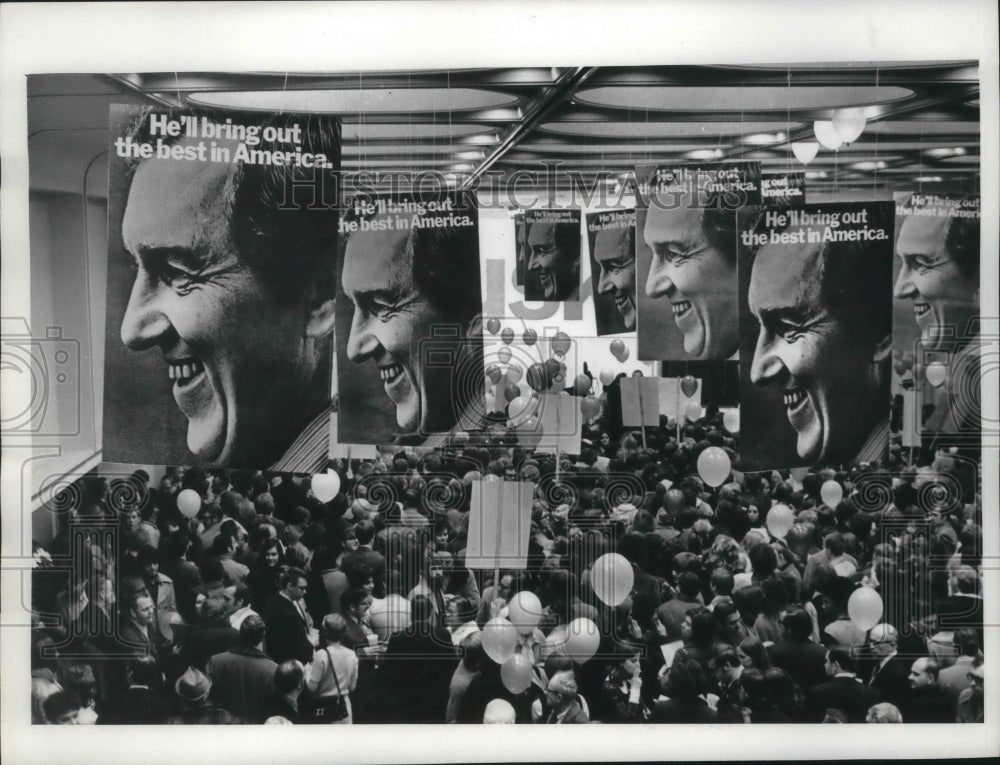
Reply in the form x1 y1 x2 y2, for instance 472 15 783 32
635 162 761 361
892 192 982 444
522 208 582 303
102 104 340 471
737 202 895 469
586 209 637 336
335 191 483 446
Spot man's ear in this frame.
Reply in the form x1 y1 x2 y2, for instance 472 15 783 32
873 334 893 363
465 312 484 339
306 294 336 339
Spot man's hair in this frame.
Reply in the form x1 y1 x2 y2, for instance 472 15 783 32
866 701 903 723
781 608 812 641
954 627 979 656
279 566 306 589
125 107 341 306
273 660 305 694
354 520 376 546
827 646 856 673
42 690 81 722
239 614 267 647
944 198 980 280
919 658 941 681
410 594 434 624
126 655 161 687
749 203 894 349
340 586 369 614
824 532 847 557
714 645 741 669
322 613 348 643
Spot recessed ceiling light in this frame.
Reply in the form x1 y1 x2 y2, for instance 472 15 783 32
574 85 913 112
915 176 944 182
343 124 489 140
743 132 787 144
540 121 803 138
686 149 724 160
187 88 518 113
850 160 888 171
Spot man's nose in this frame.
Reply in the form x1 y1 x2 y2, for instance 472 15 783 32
346 308 379 362
645 259 673 299
120 273 172 350
893 267 918 300
750 330 784 387
597 267 614 295
528 249 541 270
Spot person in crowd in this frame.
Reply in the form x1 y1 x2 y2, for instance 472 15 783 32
808 646 882 722
305 614 359 724
167 667 242 724
956 660 984 723
205 615 277 723
866 701 904 723
98 656 170 724
539 669 590 724
599 645 649 723
901 657 950 723
262 661 307 724
261 567 315 665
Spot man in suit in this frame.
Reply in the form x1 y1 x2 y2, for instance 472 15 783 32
205 615 277 723
262 566 315 664
902 657 951 723
809 646 881 722
159 530 203 623
379 595 457 723
97 655 171 724
937 628 980 707
137 545 178 644
767 608 828 691
863 623 911 708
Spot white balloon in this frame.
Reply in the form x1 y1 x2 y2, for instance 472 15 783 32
925 361 947 387
565 617 600 664
820 479 844 508
766 503 795 540
312 471 341 503
590 553 634 607
176 489 201 518
722 409 740 434
507 591 543 635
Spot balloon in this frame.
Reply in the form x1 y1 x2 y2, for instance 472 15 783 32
522 329 538 346
616 345 630 362
766 503 795 540
609 339 626 360
580 395 601 419
311 471 341 503
564 617 600 664
590 553 634 607
550 331 571 356
893 359 907 375
177 489 201 519
500 653 534 694
504 384 522 403
525 362 548 393
506 364 523 384
507 591 543 635
482 617 519 664
820 479 844 508
925 361 947 387
722 409 740 434
573 374 592 396
599 369 615 386
497 346 512 364
508 395 533 420
685 402 702 422
680 375 698 397
696 446 731 488
486 318 501 335
485 364 503 385
847 587 883 631
500 327 515 345
902 352 915 369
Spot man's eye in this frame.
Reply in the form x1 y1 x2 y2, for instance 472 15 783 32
156 265 194 290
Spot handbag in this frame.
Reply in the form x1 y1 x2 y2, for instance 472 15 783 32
305 647 349 723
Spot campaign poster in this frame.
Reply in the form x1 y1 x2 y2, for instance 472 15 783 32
335 191 483 446
514 212 527 287
586 209 637 336
761 172 806 206
892 192 982 442
522 208 582 302
102 104 340 471
738 202 895 469
635 162 761 361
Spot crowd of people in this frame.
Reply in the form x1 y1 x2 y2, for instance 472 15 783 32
30 407 985 725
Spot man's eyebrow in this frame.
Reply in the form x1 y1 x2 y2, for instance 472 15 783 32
131 245 208 270
754 305 810 325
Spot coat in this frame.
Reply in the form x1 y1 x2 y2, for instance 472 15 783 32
808 675 882 722
206 646 278 723
261 592 314 665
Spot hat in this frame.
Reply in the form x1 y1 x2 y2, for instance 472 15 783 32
174 667 211 703
612 502 638 524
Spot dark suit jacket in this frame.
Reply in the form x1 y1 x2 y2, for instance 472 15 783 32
934 594 983 638
262 593 313 664
380 622 457 723
180 620 240 671
901 684 952 723
808 675 882 722
767 639 828 690
865 654 912 707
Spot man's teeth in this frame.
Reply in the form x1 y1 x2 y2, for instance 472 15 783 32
615 294 630 306
671 301 691 316
783 389 806 409
380 363 403 382
914 303 931 317
168 360 204 383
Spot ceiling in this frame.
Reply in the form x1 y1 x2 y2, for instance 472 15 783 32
27 63 980 200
